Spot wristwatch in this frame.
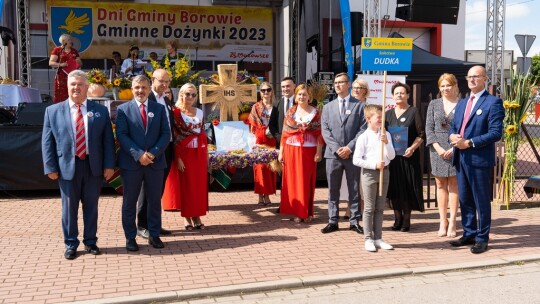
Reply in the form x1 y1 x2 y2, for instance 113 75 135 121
467 140 473 148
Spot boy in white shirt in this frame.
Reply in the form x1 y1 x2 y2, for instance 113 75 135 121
352 104 396 252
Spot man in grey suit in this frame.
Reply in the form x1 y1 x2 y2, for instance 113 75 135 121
42 70 116 260
321 72 366 234
116 75 171 251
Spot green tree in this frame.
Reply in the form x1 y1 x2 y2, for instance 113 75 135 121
532 52 540 83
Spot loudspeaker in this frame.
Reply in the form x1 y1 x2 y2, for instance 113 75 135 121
16 102 52 125
396 1 459 25
351 12 364 46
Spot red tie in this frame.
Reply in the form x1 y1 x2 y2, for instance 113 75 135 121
459 95 475 137
75 104 86 159
140 103 147 129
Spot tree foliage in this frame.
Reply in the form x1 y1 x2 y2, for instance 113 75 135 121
532 53 540 83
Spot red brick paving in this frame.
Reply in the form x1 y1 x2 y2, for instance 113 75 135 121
1 188 539 303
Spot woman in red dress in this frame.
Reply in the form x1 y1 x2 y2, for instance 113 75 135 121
48 34 82 103
162 83 209 230
248 82 279 206
278 84 324 223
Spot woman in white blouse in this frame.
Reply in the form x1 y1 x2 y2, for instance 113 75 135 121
162 83 209 230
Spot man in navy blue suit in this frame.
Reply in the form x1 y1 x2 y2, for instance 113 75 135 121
42 70 116 260
116 75 171 251
449 65 504 254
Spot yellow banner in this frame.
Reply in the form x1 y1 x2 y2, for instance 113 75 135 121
47 1 273 61
361 38 413 50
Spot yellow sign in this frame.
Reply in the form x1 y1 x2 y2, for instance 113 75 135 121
47 1 273 61
361 37 413 50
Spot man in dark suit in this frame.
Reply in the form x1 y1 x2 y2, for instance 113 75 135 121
116 75 171 251
42 70 115 260
275 76 296 141
136 69 173 239
273 77 296 213
449 65 504 254
321 72 366 235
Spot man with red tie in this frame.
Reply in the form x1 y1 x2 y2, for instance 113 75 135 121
42 70 115 260
449 65 504 254
116 75 171 251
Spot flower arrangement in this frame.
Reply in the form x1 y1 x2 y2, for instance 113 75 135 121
112 76 132 90
149 54 203 88
87 69 112 89
496 71 538 207
308 81 329 109
208 145 279 171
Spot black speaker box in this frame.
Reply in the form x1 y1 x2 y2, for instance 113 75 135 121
396 5 459 25
350 12 364 46
16 102 52 125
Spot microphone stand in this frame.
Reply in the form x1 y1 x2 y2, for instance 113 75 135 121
131 53 136 76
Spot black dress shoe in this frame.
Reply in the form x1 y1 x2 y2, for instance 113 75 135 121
349 224 364 234
84 244 101 255
321 223 339 234
275 207 280 214
137 228 149 239
64 249 77 260
400 226 410 232
449 236 476 247
160 228 172 235
126 238 139 251
149 236 165 249
470 241 488 254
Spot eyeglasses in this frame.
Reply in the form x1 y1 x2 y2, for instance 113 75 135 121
352 86 366 90
260 88 272 93
184 93 197 98
334 81 349 85
465 75 485 81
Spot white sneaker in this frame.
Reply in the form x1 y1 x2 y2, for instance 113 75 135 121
374 239 394 250
365 240 377 252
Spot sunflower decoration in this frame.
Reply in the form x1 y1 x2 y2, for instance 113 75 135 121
86 69 112 89
496 71 538 208
112 76 132 90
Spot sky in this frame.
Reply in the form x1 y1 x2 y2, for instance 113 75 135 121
465 0 540 58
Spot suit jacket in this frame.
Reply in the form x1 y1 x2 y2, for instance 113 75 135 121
450 90 504 167
115 99 171 170
273 96 290 147
321 96 367 159
148 91 174 134
42 100 116 180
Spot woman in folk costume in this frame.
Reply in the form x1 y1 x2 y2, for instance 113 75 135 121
248 82 279 206
278 84 324 223
162 83 208 230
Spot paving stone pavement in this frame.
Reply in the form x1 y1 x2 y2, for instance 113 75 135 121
1 188 539 304
164 261 540 304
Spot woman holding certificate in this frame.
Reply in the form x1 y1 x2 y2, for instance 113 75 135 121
386 82 425 232
48 34 82 103
278 84 324 223
162 83 208 230
248 82 279 206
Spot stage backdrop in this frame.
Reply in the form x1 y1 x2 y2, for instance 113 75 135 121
47 1 273 62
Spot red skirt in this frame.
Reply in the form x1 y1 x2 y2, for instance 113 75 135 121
53 71 68 103
280 144 317 219
162 134 208 217
253 138 277 195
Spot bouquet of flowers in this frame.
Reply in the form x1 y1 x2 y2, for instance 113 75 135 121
496 71 538 207
208 145 279 171
87 69 112 89
112 76 132 90
149 54 203 88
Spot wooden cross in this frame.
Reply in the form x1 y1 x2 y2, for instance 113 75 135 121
199 64 257 121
